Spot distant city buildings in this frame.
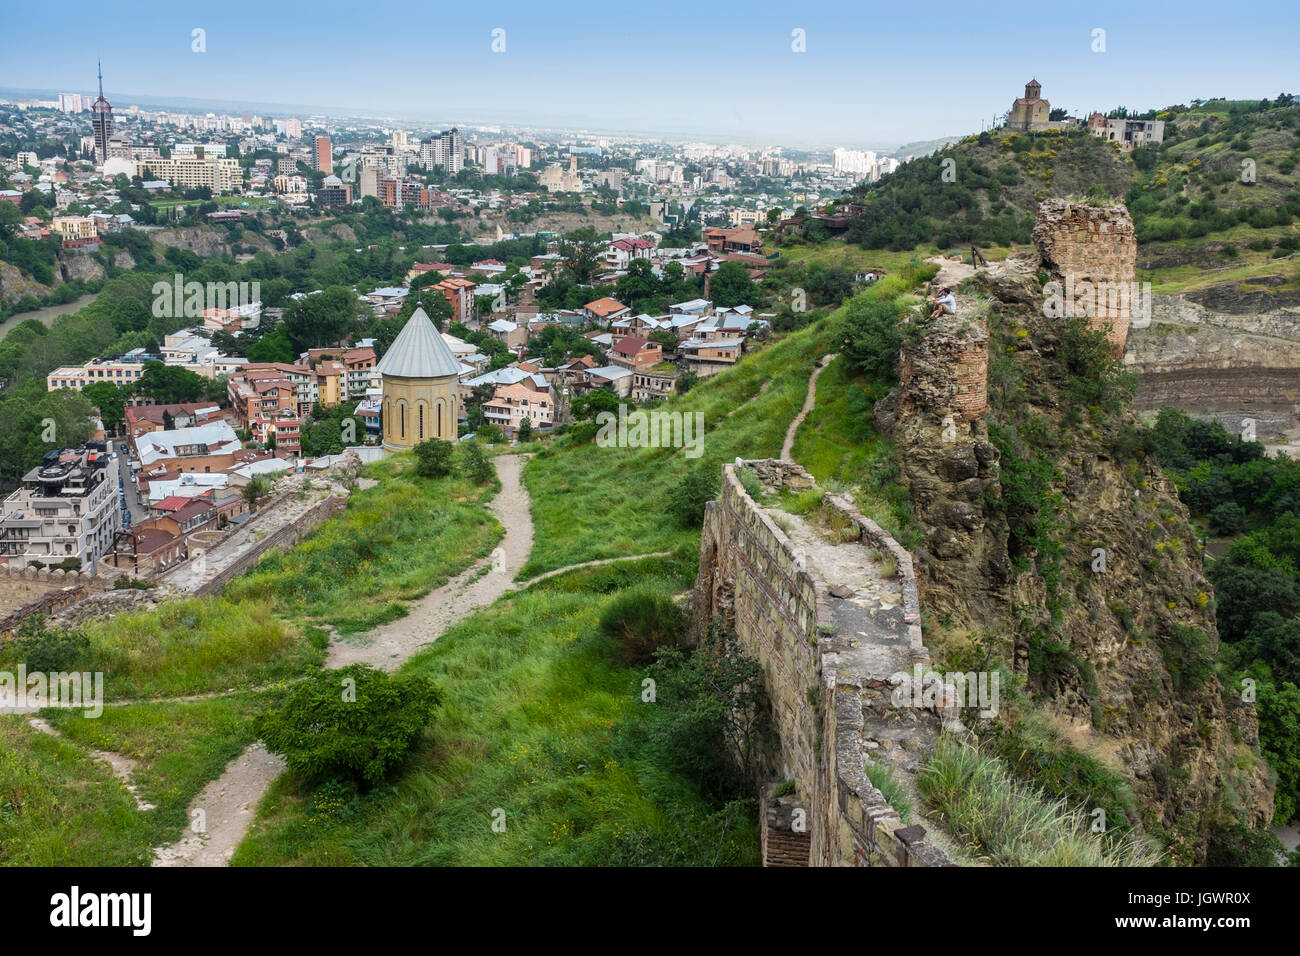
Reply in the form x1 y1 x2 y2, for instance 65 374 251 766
419 128 464 174
314 135 333 174
91 61 113 163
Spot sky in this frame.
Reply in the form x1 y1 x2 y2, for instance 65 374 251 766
2 0 1297 149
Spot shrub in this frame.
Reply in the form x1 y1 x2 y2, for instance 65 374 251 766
668 464 720 527
599 587 687 666
459 441 495 485
840 294 904 381
516 417 533 442
634 619 773 799
736 466 763 499
13 617 91 673
254 663 440 787
413 438 453 478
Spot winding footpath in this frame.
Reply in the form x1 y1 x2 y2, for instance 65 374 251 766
145 353 835 866
782 353 837 462
153 454 535 867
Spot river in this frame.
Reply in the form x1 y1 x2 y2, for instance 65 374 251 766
0 292 98 342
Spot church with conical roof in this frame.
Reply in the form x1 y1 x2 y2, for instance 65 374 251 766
374 307 461 450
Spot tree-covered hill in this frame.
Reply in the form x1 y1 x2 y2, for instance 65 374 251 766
834 96 1300 252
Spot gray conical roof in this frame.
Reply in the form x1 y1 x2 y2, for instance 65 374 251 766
375 306 461 379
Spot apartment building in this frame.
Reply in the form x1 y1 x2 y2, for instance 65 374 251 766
51 215 97 240
315 135 333 174
137 155 243 194
436 277 477 324
482 382 552 435
47 349 158 391
0 444 121 568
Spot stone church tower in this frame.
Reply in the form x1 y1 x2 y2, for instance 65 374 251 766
375 306 461 450
1007 78 1050 130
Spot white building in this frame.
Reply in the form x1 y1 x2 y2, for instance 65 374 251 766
0 445 122 569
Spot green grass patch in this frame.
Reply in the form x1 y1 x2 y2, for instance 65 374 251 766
519 319 834 577
233 559 759 866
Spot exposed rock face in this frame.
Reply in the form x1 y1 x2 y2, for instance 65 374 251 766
1126 290 1300 426
0 260 52 307
878 199 1274 861
60 251 104 283
878 308 1011 627
151 225 272 258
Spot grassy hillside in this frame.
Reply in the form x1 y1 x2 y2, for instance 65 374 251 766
0 451 500 865
828 97 1300 265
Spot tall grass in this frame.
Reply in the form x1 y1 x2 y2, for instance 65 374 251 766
233 558 759 866
918 735 1157 866
520 319 835 577
226 454 502 633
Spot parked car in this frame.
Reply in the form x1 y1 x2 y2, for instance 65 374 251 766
120 444 129 455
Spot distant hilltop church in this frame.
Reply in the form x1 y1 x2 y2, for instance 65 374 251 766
374 306 461 450
1003 79 1166 149
1007 79 1052 131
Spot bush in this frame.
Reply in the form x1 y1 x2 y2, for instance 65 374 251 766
633 619 773 799
599 587 687 666
668 464 720 527
459 441 495 484
840 294 904 381
1209 501 1247 535
254 663 440 787
516 417 532 442
413 438 453 478
1205 822 1287 866
13 617 91 673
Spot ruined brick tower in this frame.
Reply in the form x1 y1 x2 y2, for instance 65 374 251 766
1031 198 1139 354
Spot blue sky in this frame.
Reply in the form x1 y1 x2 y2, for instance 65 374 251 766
2 0 1297 148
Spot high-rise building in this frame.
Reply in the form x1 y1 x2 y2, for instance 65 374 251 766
314 135 333 174
419 128 463 174
285 118 303 140
58 93 85 113
91 60 113 164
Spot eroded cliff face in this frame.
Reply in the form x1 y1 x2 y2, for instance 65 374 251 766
878 203 1274 862
1125 289 1300 427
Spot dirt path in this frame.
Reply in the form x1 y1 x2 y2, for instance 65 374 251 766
28 717 155 812
327 454 533 670
513 550 675 589
926 255 979 290
153 453 535 867
782 353 836 462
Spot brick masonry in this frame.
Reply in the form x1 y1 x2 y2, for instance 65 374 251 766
695 459 953 867
1032 198 1138 354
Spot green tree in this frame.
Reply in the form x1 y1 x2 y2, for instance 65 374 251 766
460 440 495 484
558 227 605 284
133 362 206 404
709 261 758 308
282 285 367 353
840 294 904 380
80 382 127 430
516 416 533 442
413 438 453 478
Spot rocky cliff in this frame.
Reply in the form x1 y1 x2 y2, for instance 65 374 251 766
1125 287 1300 432
878 201 1274 862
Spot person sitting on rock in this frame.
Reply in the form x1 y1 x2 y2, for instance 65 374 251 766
929 286 957 318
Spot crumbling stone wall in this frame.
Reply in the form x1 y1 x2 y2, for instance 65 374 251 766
695 460 952 867
1032 198 1138 353
897 319 989 423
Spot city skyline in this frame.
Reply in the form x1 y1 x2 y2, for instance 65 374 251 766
1 0 1297 148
